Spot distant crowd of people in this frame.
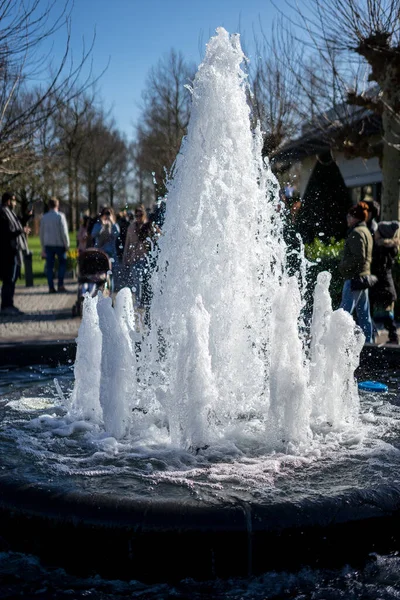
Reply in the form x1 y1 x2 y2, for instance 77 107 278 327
76 204 161 310
0 188 398 345
0 193 164 315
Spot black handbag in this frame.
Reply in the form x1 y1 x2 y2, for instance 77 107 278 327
350 275 378 291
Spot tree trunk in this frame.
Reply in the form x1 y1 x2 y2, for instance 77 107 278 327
88 183 96 216
138 170 144 203
67 155 75 231
369 57 400 221
73 162 80 230
88 181 98 216
380 106 400 220
93 185 98 214
109 184 114 207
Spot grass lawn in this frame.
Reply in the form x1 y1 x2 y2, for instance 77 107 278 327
19 232 77 287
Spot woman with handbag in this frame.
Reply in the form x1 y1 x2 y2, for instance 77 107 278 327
339 202 374 343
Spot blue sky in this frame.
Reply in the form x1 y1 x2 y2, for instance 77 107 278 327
52 0 279 139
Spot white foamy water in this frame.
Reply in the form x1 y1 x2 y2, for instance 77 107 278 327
67 28 364 456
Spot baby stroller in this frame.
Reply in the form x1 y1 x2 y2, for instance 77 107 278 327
72 248 113 317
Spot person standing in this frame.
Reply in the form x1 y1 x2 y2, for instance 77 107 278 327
77 215 90 255
114 210 130 291
40 197 70 293
90 206 120 263
0 192 31 314
370 221 400 344
123 204 160 309
116 210 129 261
339 202 374 343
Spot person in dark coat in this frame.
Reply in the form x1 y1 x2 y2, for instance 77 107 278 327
0 192 31 314
370 221 400 344
339 202 374 343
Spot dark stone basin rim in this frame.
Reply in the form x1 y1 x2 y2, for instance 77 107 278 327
1 474 400 533
1 473 400 581
0 340 399 369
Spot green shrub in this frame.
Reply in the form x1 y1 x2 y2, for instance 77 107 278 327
304 237 345 313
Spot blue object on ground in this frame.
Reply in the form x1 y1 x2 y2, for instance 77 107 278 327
358 380 388 393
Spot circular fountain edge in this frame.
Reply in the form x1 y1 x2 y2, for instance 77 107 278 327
0 473 399 582
0 340 76 367
1 340 399 370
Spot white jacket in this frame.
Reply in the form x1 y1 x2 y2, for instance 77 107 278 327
39 210 70 249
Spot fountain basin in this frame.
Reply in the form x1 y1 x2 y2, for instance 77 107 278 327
0 340 76 368
0 469 400 582
0 369 400 583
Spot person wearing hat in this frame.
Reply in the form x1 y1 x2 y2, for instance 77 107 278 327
339 201 374 343
370 221 400 344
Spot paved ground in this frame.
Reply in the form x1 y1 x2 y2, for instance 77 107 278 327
375 329 399 345
0 281 398 346
0 281 80 343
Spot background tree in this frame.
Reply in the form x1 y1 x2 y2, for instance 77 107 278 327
129 141 154 208
100 129 129 209
0 0 95 178
134 49 196 201
79 110 129 215
55 92 94 229
249 30 302 156
272 0 400 220
0 91 65 217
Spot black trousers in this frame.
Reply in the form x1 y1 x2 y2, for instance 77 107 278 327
377 315 398 343
1 259 20 309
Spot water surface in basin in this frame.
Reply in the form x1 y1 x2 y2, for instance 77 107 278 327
1 367 400 507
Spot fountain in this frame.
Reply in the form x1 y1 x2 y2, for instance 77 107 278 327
69 27 362 451
1 28 400 585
